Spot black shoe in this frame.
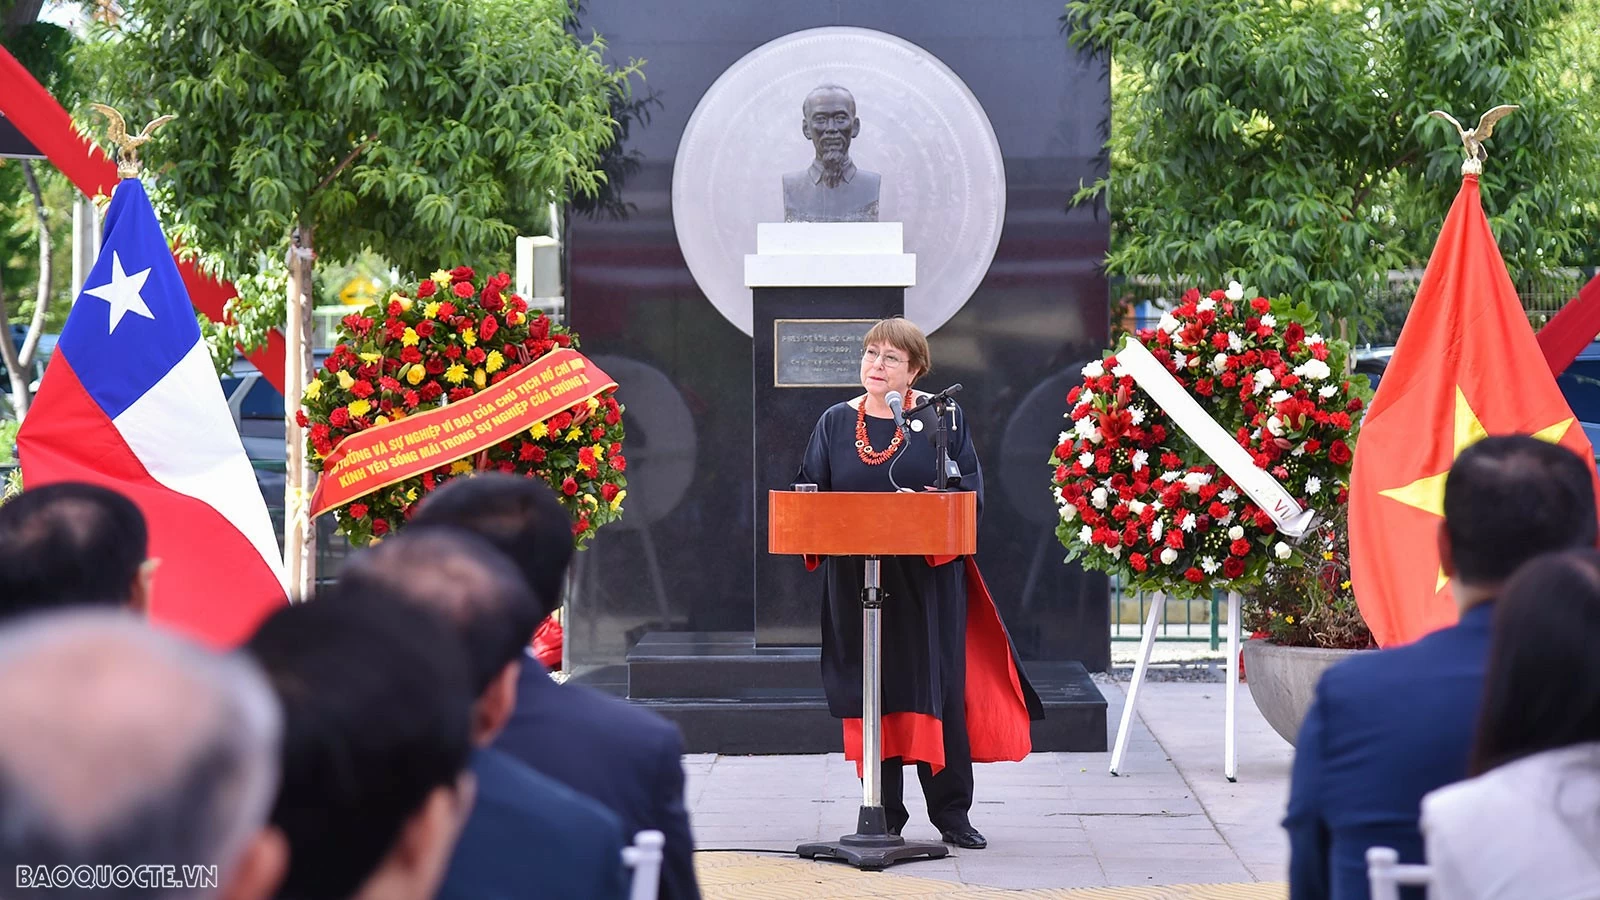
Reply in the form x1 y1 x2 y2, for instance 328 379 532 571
939 827 987 849
887 822 903 836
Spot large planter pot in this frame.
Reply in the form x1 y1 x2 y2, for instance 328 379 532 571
1242 639 1364 747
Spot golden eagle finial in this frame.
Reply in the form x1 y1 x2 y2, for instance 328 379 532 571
89 103 176 178
1429 105 1518 175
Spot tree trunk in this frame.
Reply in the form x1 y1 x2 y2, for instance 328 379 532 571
0 267 28 420
284 225 317 600
18 163 52 372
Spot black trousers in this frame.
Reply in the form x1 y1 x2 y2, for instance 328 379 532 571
880 576 973 833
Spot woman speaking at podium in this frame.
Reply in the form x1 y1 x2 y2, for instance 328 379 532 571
794 316 1042 850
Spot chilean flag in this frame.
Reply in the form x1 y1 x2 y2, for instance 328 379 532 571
18 178 287 646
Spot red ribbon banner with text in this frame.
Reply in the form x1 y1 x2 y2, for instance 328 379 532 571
308 349 616 518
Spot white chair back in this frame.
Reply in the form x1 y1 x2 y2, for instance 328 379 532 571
1367 846 1433 900
622 830 665 900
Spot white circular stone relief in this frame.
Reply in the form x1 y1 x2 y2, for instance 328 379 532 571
672 26 1006 337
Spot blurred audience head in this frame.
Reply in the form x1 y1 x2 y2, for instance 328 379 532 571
0 610 285 900
336 525 540 744
248 590 475 900
1470 547 1600 775
410 473 575 618
0 482 156 617
1442 435 1598 602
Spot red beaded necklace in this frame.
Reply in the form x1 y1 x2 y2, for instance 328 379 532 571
854 399 903 465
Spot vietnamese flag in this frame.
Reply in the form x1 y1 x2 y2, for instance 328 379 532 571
1349 174 1599 647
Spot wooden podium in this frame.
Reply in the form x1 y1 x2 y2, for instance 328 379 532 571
768 489 977 869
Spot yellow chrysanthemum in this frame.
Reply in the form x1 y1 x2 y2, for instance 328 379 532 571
565 428 583 443
528 422 548 440
450 459 473 475
405 364 426 385
348 399 371 418
402 327 419 347
1340 580 1352 591
591 444 606 460
609 489 626 511
303 379 323 400
462 328 478 348
445 363 467 384
1322 551 1334 561
431 269 452 287
406 487 419 503
473 368 486 389
359 352 382 364
389 292 413 312
424 301 442 319
485 350 505 373
1285 615 1296 625
336 370 356 390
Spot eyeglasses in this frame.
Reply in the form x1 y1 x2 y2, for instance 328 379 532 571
862 348 907 369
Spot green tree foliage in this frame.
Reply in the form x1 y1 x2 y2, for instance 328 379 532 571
74 0 639 334
1065 0 1600 327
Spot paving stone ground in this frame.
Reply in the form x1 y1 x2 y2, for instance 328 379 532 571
686 681 1293 898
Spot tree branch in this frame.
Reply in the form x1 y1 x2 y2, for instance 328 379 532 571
309 135 377 198
18 162 52 370
1350 149 1418 217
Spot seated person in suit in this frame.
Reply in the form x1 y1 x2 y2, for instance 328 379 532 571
1420 547 1600 900
336 526 627 900
0 482 158 617
413 473 703 900
1284 435 1599 900
248 589 476 900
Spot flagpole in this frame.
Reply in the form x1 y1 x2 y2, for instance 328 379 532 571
285 225 317 601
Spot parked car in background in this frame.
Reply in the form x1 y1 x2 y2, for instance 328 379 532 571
1355 342 1600 457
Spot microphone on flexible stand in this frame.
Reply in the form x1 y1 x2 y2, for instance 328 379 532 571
885 391 905 430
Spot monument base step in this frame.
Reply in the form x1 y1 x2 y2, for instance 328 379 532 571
567 632 1108 755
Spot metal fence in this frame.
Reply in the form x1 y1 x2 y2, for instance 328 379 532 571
1109 575 1225 648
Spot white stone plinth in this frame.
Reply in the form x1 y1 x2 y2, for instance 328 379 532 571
743 222 916 289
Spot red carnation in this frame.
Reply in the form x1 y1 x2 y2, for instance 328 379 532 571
1208 502 1229 519
611 454 627 472
324 356 341 373
294 410 309 427
372 518 390 537
379 376 401 392
1195 378 1215 397
526 446 546 463
420 382 443 401
1280 373 1300 389
385 320 405 340
592 426 606 440
561 477 579 496
1255 511 1276 530
417 280 437 298
448 387 475 402
444 345 462 360
330 408 350 427
1184 567 1205 583
351 380 374 399
451 281 474 298
573 517 590 536
1304 439 1322 454
601 483 620 502
1130 553 1148 572
1328 439 1353 465
610 442 622 455
605 408 621 426
1220 372 1238 389
1331 412 1353 430
1164 530 1184 550
425 357 446 375
1230 539 1250 557
403 390 419 408
437 302 456 319
554 333 571 347
550 412 573 432
349 503 369 519
1251 297 1270 313
1222 557 1246 578
578 446 596 467
400 347 423 364
466 347 487 366
1347 397 1364 412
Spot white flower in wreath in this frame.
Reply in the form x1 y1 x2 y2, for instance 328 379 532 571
1129 406 1146 425
1228 332 1244 352
1074 417 1101 443
1082 388 1097 405
1270 390 1291 404
1079 525 1094 544
1225 281 1245 301
1218 510 1235 525
1260 313 1277 328
1180 512 1197 532
1172 351 1188 370
1307 333 1325 345
1129 500 1147 515
1059 431 1072 444
1078 451 1095 469
1200 556 1220 575
1253 369 1275 394
1160 471 1183 483
1108 546 1122 559
1228 525 1245 541
1082 360 1105 378
1211 352 1229 374
1294 359 1332 381
1219 488 1239 502
1292 443 1306 457
1159 312 1181 334
1306 476 1323 495
1267 416 1285 437
1197 298 1217 313
1151 519 1164 542
1160 547 1179 565
1060 504 1077 522
1274 541 1293 560
1182 472 1211 492
1091 487 1109 509
1132 449 1149 472
1319 384 1339 399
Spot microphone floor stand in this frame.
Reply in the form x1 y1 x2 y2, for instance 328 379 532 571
796 556 950 869
932 396 952 491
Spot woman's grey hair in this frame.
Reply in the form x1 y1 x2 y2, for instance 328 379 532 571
0 609 282 899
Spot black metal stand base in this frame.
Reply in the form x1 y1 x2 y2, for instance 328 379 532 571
795 806 949 870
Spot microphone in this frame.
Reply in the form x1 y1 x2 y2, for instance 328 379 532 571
886 391 904 429
903 383 963 417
